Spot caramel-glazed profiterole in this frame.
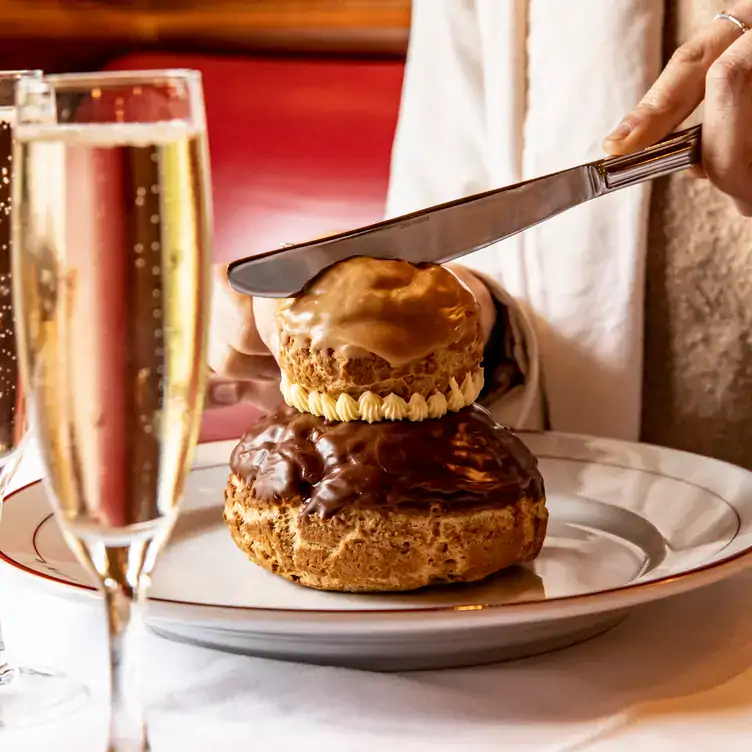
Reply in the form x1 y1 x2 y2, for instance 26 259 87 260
230 404 544 518
276 257 480 366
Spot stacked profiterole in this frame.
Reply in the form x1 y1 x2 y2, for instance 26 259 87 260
224 258 547 592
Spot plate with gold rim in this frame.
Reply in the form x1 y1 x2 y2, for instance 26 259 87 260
1 433 752 671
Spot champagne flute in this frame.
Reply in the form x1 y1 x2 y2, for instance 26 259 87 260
0 69 88 728
12 70 212 749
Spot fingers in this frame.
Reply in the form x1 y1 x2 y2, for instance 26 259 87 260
603 2 752 155
251 296 281 358
443 263 497 345
703 25 752 215
208 339 280 381
210 263 270 356
205 373 242 408
205 372 283 411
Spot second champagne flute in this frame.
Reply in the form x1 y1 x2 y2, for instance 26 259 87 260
0 68 88 729
12 70 213 750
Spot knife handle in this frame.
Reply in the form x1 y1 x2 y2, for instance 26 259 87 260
592 124 702 193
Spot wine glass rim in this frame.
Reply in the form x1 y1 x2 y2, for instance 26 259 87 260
43 68 202 87
0 69 43 80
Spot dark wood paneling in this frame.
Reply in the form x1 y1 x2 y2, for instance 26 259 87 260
0 0 411 72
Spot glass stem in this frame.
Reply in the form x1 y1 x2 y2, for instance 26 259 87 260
103 574 150 752
0 624 18 686
0 449 24 688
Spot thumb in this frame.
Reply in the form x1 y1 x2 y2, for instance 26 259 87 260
205 372 282 411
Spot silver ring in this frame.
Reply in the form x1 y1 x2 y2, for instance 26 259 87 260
714 11 751 34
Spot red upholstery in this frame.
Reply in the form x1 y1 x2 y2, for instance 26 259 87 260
104 51 405 440
106 52 404 260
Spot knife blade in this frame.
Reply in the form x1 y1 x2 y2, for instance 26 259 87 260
228 125 701 298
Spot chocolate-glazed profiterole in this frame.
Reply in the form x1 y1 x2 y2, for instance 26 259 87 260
224 404 548 592
275 258 485 423
230 404 542 517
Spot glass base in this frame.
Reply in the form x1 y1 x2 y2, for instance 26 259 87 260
0 665 88 728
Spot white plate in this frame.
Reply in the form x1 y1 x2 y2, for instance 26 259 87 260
2 433 752 670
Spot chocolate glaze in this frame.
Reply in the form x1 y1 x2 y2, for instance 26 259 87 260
230 404 544 518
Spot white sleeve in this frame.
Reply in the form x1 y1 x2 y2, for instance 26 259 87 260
388 0 662 441
469 270 545 432
387 1 543 430
385 0 490 218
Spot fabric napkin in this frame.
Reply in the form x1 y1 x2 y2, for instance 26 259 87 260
5 565 752 751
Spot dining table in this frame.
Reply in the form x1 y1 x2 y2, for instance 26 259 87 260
3 442 752 752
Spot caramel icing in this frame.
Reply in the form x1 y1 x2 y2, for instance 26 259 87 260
230 403 545 518
276 257 480 367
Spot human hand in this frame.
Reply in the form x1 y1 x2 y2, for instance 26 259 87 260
444 263 497 345
206 256 498 413
206 263 282 411
603 3 752 215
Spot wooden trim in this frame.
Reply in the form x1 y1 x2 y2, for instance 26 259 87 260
0 0 411 55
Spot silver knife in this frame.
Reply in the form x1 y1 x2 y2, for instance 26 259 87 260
227 125 701 298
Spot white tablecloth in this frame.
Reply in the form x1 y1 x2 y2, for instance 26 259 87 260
4 448 752 751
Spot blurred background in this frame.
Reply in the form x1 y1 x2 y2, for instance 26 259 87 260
0 0 411 262
1 0 410 440
0 0 410 70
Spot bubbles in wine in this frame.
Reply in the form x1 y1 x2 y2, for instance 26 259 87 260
14 121 209 531
0 116 24 459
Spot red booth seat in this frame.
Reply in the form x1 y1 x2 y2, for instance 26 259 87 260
105 52 405 440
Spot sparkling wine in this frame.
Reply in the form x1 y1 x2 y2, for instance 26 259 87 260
13 121 211 541
0 109 27 463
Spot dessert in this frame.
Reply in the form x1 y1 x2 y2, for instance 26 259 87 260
225 404 547 592
223 257 547 592
275 257 485 422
